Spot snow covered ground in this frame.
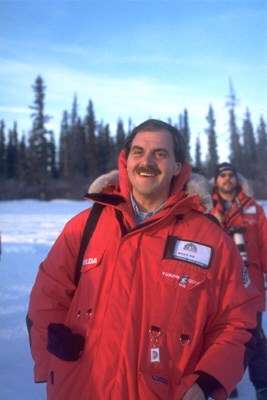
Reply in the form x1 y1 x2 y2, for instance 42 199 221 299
0 199 266 400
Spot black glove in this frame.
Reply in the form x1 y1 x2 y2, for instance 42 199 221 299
47 323 85 361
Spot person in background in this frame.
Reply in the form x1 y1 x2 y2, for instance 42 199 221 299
212 162 267 400
27 120 259 400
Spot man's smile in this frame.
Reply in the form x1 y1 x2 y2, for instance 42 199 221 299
139 172 156 177
135 166 161 177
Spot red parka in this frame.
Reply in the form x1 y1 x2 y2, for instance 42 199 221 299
27 152 259 400
212 186 267 312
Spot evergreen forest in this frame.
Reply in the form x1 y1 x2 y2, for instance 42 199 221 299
0 76 266 200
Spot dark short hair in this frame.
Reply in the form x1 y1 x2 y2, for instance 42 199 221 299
124 119 187 163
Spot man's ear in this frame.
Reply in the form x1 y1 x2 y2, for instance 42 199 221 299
173 162 182 176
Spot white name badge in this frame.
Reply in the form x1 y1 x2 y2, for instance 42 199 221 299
172 240 212 269
243 206 257 215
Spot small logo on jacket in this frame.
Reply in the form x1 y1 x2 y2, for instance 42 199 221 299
179 274 189 284
83 258 97 265
184 243 197 252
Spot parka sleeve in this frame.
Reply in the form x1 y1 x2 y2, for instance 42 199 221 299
256 204 267 273
26 209 89 383
194 235 260 400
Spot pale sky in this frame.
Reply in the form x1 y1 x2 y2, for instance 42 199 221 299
1 0 266 161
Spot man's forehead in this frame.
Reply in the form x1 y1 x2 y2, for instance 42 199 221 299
131 129 172 144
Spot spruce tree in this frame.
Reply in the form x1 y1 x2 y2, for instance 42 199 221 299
76 117 87 177
205 105 219 178
178 109 191 161
47 131 57 178
116 119 125 160
59 110 72 196
70 94 85 176
6 122 19 179
96 121 112 174
242 108 257 178
127 118 133 135
28 75 52 199
84 100 98 180
18 133 28 183
195 135 202 171
225 81 243 170
256 116 267 183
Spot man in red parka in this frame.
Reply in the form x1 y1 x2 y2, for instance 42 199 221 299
212 162 267 400
27 120 259 400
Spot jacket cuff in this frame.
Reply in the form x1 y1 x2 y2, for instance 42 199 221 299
195 371 222 399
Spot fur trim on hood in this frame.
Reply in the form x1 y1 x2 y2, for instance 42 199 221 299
186 172 214 213
88 170 120 194
210 173 254 198
88 169 214 214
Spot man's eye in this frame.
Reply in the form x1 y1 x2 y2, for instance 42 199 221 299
132 150 142 156
156 152 167 158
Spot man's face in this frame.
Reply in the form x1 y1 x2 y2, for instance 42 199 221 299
127 129 181 207
216 170 237 195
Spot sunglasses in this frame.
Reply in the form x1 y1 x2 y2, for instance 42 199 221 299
219 172 235 178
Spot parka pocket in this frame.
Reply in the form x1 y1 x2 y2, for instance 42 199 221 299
159 259 206 291
157 260 207 331
138 370 170 399
80 247 106 273
138 370 197 400
69 248 106 326
47 356 84 399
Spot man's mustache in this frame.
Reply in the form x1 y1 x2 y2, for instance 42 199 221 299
135 166 161 175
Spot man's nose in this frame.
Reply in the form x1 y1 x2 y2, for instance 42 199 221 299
141 151 154 165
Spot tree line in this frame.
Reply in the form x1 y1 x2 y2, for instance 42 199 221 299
0 76 266 200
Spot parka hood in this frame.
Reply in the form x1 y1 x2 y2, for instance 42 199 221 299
210 172 254 198
88 150 213 214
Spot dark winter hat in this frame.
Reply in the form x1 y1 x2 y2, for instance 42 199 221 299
214 162 237 181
